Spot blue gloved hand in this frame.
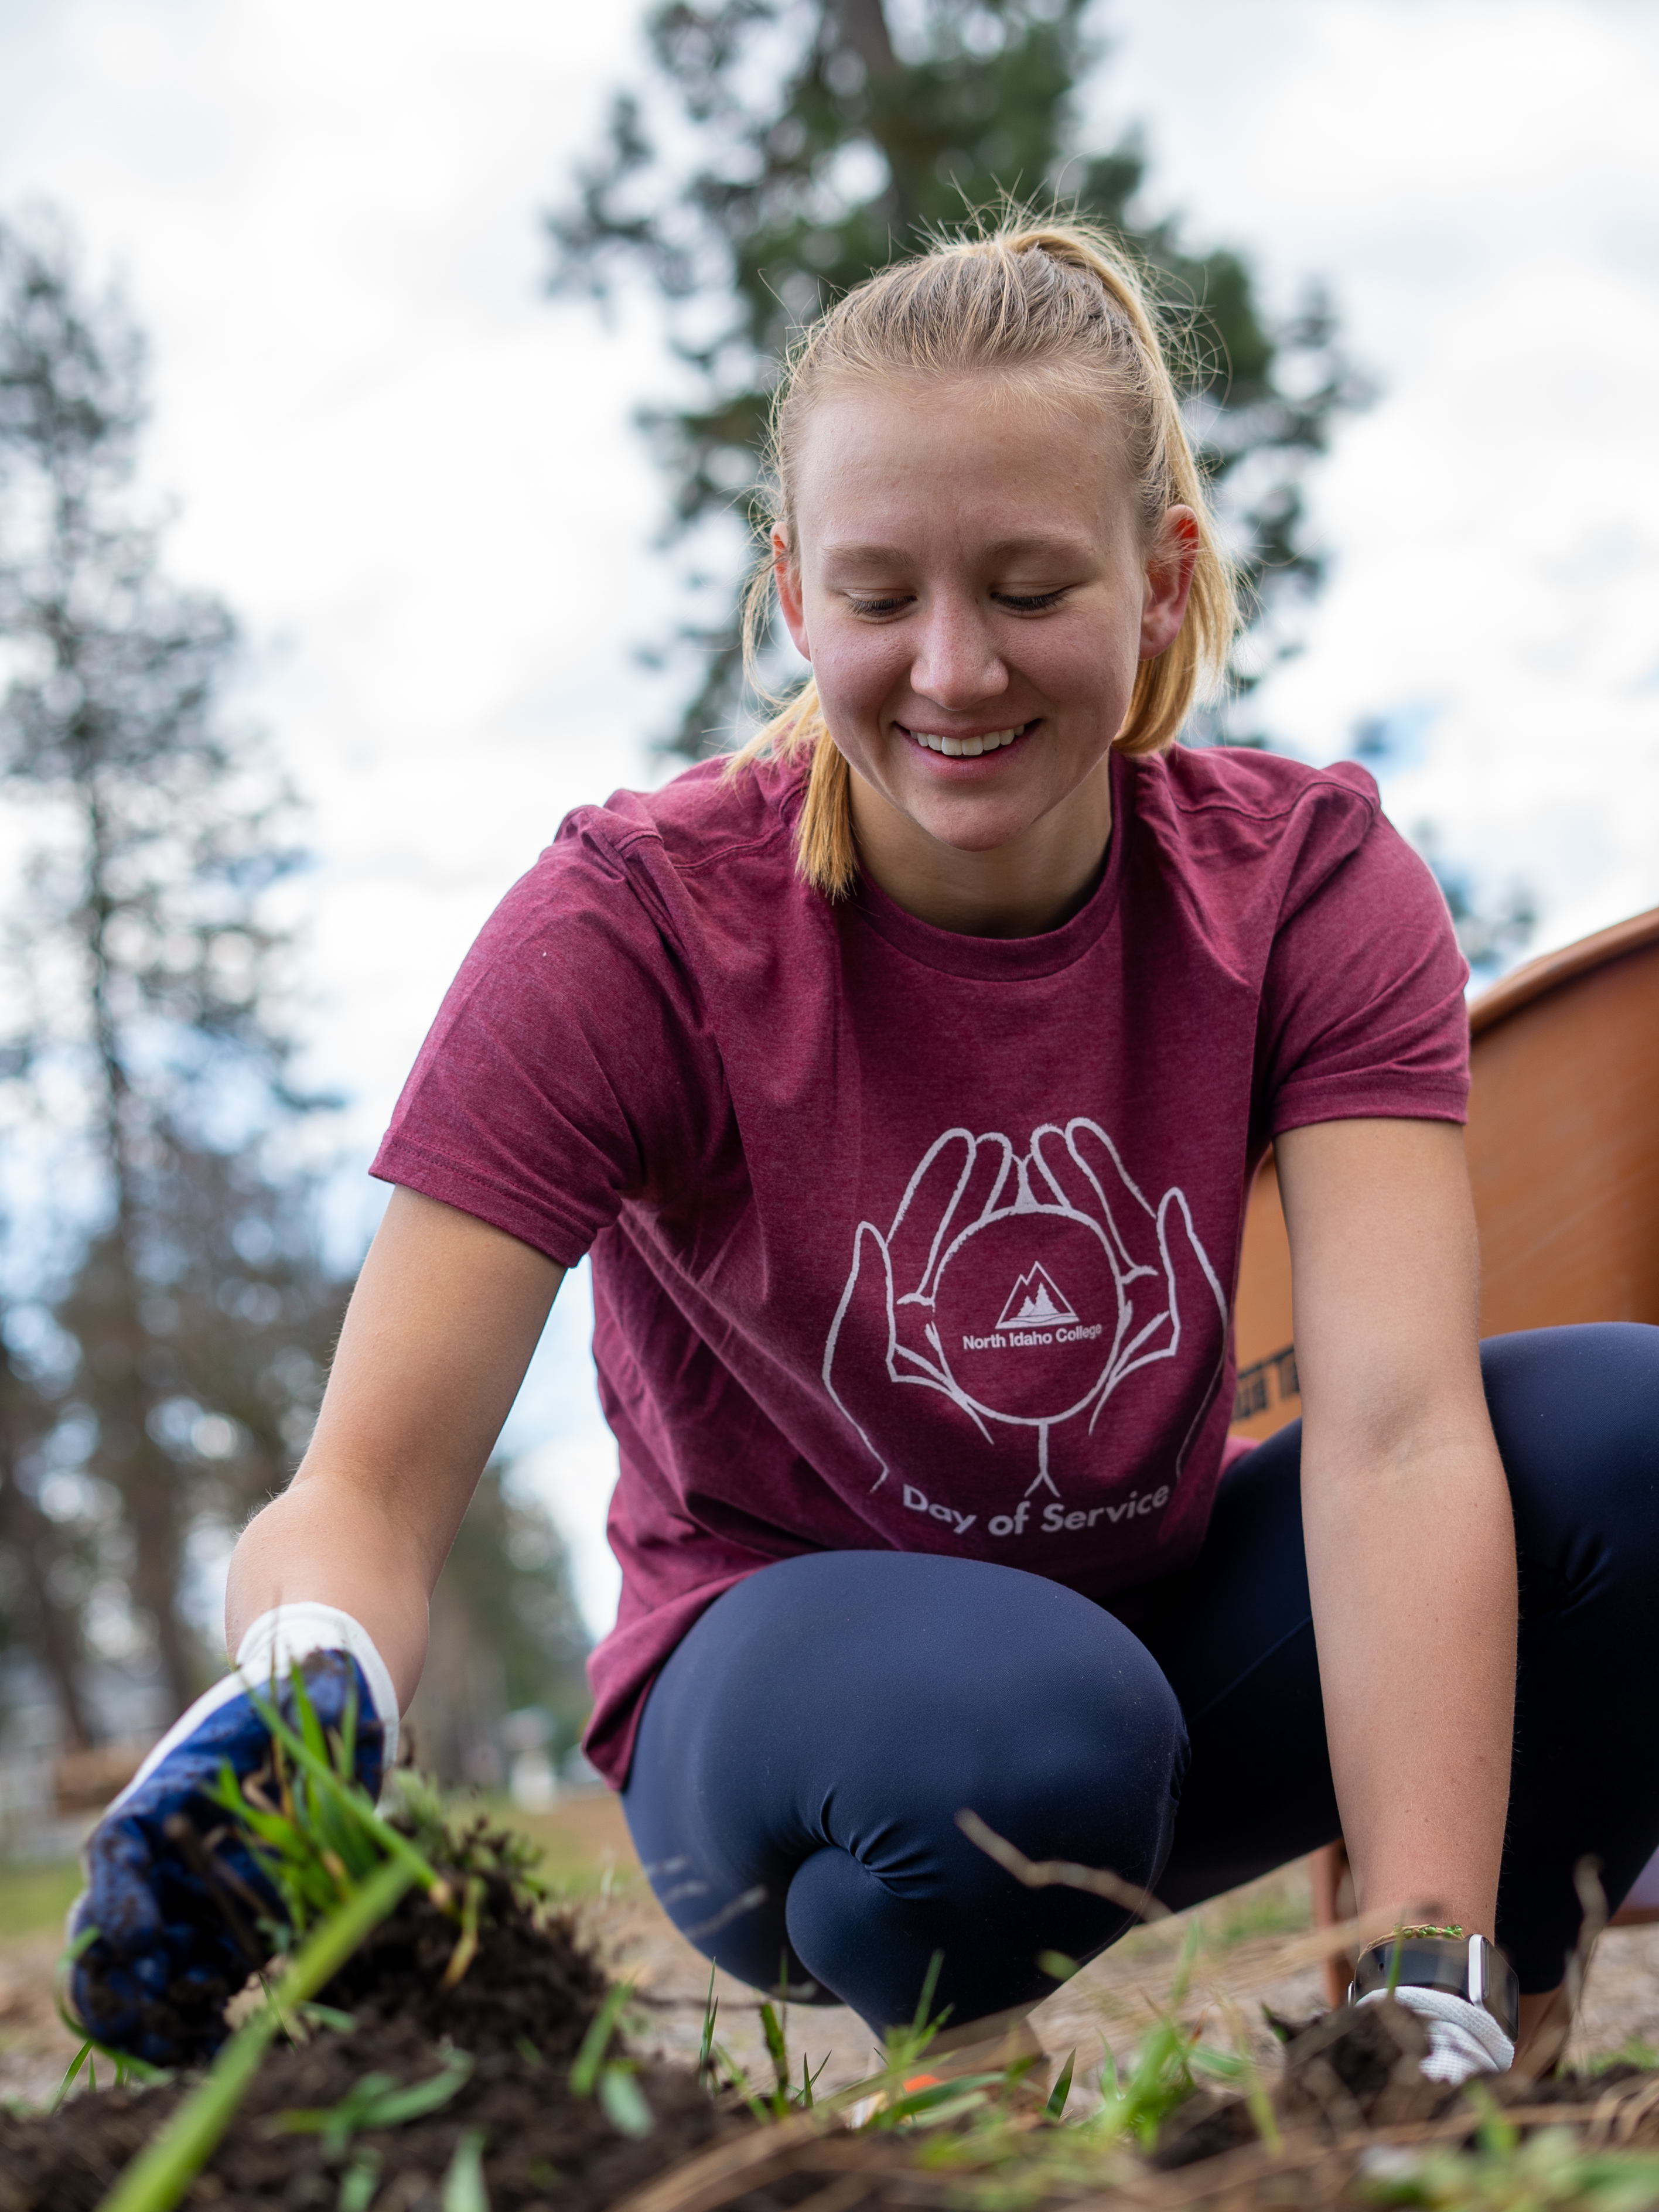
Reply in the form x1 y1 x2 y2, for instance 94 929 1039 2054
67 1605 399 2066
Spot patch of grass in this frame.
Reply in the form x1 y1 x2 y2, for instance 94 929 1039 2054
0 1856 83 1944
1207 1866 1315 1950
1579 2036 1659 2076
1356 2125 1659 2208
488 1792 639 1899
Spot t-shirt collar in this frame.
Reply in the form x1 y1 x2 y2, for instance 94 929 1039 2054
846 748 1131 981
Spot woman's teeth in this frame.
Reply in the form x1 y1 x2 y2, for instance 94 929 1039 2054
909 725 1023 756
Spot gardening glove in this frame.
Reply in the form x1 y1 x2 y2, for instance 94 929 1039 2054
67 1603 398 2067
1357 1986 1515 2085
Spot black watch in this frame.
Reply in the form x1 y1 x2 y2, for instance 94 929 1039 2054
1350 1933 1519 2043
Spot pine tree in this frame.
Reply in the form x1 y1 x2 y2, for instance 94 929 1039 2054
0 211 346 1729
0 1331 96 1750
549 0 1367 755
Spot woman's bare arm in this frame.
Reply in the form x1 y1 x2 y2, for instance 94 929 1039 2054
1275 1118 1516 1945
226 1186 566 1709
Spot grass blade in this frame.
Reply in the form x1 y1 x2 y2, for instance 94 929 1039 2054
337 2148 382 2212
570 1982 632 2097
440 2126 490 2212
52 2041 92 2114
599 2068 656 2139
759 2001 790 2101
697 1963 718 2087
1044 2049 1076 2120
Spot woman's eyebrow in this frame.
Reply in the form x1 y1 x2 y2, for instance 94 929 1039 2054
819 534 1091 566
818 541 913 566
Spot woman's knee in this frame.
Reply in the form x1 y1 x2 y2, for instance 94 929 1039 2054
623 1551 1188 2014
1482 1326 1659 1593
656 1551 1186 1829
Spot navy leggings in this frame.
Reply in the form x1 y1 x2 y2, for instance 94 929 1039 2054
623 1326 1659 2031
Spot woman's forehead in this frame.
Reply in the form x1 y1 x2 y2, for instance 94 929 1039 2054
798 364 1111 441
788 374 1129 547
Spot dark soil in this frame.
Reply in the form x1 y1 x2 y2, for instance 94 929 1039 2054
12 1841 1659 2212
0 1819 736 2212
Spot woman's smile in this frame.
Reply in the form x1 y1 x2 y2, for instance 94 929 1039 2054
899 718 1036 759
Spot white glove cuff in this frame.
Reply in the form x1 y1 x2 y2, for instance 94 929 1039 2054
235 1604 401 1780
1358 1983 1515 2078
115 1603 400 1810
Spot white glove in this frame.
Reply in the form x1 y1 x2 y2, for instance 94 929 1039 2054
117 1602 401 1805
1358 1984 1514 2084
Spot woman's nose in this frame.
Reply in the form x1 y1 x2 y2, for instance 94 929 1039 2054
909 598 1009 708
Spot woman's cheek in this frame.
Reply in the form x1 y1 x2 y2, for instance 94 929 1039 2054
1016 620 1129 714
813 625 904 729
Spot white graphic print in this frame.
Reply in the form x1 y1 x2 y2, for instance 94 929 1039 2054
995 1264 1078 1329
822 1119 1228 1508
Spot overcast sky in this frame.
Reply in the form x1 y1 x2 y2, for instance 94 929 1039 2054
1 0 1654 1632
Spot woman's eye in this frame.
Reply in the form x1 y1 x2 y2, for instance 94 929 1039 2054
995 589 1067 612
846 595 912 617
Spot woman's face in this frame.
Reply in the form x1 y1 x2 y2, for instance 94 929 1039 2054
776 373 1196 914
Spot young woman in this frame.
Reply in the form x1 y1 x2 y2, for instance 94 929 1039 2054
73 220 1659 2081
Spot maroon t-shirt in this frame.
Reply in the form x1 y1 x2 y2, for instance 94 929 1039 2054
373 744 1470 1784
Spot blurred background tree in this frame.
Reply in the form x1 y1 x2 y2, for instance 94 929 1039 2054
0 216 597 1805
0 210 352 1742
0 211 594 1798
549 0 1369 757
405 1463 592 1791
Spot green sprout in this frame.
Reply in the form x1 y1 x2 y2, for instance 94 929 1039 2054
51 1927 176 2108
267 2048 474 2158
569 1979 654 2139
441 2128 491 2212
691 1954 830 2122
1043 2050 1076 2120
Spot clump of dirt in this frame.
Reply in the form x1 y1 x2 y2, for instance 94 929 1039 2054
0 1814 738 2212
1150 1996 1443 2169
317 1817 610 2061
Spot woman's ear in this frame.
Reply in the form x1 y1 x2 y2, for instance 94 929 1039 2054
774 528 811 661
1139 506 1200 661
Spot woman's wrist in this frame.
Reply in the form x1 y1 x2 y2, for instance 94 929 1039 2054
226 1482 432 1709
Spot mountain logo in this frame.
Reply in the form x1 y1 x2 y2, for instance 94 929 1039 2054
994 1264 1080 1330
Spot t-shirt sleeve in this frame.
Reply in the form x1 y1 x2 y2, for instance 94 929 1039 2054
1259 808 1470 1136
371 816 719 1266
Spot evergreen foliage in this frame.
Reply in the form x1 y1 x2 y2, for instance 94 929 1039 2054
549 0 1368 755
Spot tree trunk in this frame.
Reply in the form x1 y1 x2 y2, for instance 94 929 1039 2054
832 0 899 79
0 1349 93 1750
77 775 199 1722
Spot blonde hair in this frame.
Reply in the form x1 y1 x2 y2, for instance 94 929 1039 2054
728 212 1238 897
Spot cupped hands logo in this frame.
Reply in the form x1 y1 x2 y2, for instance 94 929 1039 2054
822 1119 1227 1503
